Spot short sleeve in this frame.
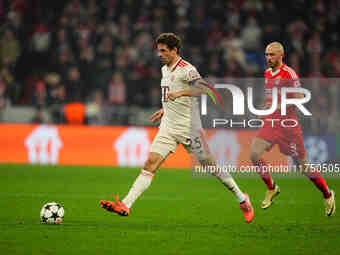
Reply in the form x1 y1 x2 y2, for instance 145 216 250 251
286 69 301 88
183 66 201 83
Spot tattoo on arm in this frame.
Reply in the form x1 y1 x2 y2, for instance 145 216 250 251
189 78 212 97
190 78 209 87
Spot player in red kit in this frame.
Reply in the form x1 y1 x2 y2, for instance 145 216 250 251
250 42 336 216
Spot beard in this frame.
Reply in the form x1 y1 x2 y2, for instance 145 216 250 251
268 60 279 68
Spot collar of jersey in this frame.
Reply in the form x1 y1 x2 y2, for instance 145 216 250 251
270 63 285 76
168 57 182 72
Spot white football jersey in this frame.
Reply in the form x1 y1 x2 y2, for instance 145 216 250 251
160 57 202 135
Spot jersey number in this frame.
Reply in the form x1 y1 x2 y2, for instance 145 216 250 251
161 86 170 102
186 137 202 150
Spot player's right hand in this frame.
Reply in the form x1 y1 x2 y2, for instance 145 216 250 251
150 109 164 123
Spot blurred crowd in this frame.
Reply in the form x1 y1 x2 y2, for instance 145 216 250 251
0 0 339 130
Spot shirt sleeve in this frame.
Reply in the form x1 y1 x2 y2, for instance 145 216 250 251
183 66 201 83
286 69 301 88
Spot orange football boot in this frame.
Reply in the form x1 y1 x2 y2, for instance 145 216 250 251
100 195 130 216
240 194 254 223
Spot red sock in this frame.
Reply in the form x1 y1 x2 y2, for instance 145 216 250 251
306 171 331 199
256 159 275 190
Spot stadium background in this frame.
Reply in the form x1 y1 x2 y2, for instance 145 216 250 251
0 0 339 167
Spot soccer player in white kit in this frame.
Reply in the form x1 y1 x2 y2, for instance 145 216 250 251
100 33 254 223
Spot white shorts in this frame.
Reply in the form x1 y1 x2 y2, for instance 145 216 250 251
150 125 210 162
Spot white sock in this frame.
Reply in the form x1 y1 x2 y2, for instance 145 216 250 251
215 173 246 203
122 170 154 208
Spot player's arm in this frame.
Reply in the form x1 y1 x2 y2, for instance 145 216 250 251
289 72 304 99
167 78 210 100
149 108 164 123
294 92 305 98
167 66 210 101
190 78 212 96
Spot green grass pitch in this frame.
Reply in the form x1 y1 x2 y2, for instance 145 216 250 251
0 163 339 255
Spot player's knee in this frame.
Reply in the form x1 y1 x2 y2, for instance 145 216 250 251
251 138 271 163
198 153 215 166
250 150 262 164
144 153 162 173
294 157 308 174
144 157 157 173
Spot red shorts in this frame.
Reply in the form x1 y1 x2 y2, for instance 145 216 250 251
256 119 306 160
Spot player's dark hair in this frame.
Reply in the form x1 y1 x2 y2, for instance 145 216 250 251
156 33 181 54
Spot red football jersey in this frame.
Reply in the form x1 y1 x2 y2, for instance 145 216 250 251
264 63 301 119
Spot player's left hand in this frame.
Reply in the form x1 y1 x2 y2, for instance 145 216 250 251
167 91 182 101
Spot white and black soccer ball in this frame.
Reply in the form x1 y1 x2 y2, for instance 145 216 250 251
40 202 64 224
305 136 328 164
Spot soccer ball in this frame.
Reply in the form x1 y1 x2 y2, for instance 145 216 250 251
40 202 64 224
